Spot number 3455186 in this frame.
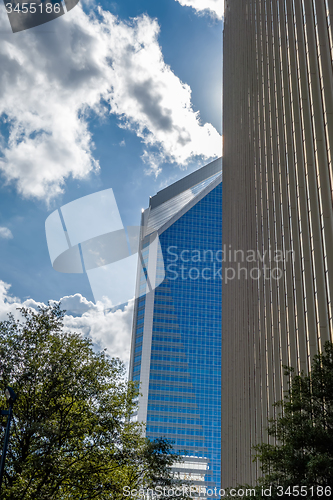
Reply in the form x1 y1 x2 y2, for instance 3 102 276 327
5 3 61 13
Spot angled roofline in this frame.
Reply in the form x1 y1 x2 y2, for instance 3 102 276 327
156 171 222 237
149 157 222 210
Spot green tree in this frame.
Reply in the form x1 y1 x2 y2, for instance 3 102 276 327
0 304 187 500
252 341 333 499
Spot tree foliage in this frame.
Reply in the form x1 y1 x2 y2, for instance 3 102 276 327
252 341 333 498
0 304 186 499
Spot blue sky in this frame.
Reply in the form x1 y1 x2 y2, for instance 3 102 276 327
0 0 222 362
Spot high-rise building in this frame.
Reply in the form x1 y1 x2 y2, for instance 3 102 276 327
129 158 222 493
222 0 333 488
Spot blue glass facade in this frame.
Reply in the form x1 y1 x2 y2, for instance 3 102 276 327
130 165 221 494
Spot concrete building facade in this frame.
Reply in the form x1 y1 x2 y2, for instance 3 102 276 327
222 0 333 488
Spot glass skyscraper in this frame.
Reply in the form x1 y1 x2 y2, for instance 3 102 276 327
129 158 222 494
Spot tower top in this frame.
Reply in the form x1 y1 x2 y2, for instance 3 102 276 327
149 157 222 210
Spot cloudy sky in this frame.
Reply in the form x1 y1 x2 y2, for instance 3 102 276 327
0 0 222 367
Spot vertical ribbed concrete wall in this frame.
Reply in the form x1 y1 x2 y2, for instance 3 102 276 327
222 0 333 488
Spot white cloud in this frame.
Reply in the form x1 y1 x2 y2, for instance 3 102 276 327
0 7 107 202
0 282 133 367
106 12 222 174
60 293 134 366
0 5 221 201
174 0 223 19
0 226 13 239
0 280 42 320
